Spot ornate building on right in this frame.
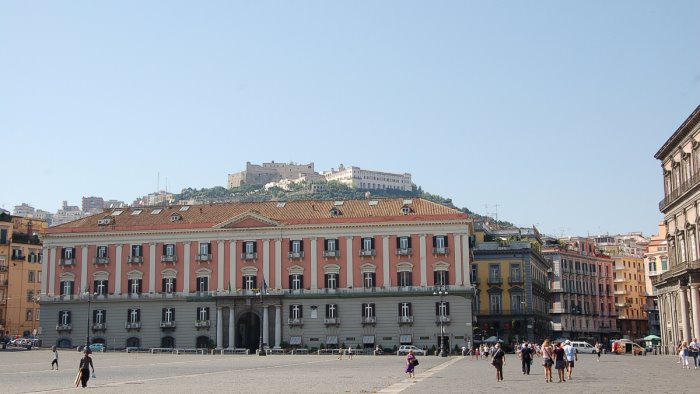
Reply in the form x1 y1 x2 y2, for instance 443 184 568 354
654 104 700 353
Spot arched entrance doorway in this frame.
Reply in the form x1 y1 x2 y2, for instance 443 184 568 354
196 335 210 349
161 336 175 348
237 312 261 352
126 337 140 348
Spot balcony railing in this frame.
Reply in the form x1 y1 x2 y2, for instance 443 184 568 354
241 252 257 260
435 315 451 324
11 255 26 261
487 277 503 285
56 324 72 332
659 168 700 211
195 320 211 328
59 258 75 266
398 316 414 324
359 249 376 257
161 255 177 263
127 256 144 264
396 248 412 256
125 322 141 329
94 257 109 264
433 247 450 255
324 317 340 326
160 321 177 328
361 316 377 325
195 254 212 262
508 276 524 285
323 250 340 258
288 251 304 259
288 318 303 326
92 322 106 330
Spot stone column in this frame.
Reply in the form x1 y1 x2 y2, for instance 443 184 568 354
228 306 235 349
691 284 700 340
275 304 282 348
680 285 691 343
263 306 269 346
216 307 224 349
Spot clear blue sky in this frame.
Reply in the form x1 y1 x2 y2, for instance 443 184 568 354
2 1 699 238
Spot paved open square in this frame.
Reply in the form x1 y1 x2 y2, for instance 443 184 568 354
0 350 698 393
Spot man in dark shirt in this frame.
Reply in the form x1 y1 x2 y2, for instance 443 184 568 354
520 342 533 375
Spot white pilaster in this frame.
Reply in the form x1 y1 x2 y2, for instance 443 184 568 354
41 246 49 295
229 240 237 292
275 239 282 289
691 284 700 340
420 235 427 286
311 238 318 289
115 244 122 295
184 241 191 293
81 245 89 292
48 247 56 295
149 243 156 293
263 239 270 284
217 240 225 291
454 234 463 286
382 235 390 287
346 237 354 287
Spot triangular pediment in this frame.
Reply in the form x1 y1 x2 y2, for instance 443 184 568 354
215 210 281 229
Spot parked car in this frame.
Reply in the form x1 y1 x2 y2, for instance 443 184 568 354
397 345 426 356
77 343 106 352
570 341 597 354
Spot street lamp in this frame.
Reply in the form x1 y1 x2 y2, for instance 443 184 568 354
83 287 92 351
433 286 448 357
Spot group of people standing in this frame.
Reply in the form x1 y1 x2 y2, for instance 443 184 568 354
677 338 700 369
484 339 580 383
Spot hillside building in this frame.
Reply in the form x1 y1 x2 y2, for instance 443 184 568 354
228 161 316 188
322 165 412 192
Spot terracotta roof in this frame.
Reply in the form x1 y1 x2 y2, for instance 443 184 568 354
46 198 469 234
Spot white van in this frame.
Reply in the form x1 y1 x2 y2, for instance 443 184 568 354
570 341 596 353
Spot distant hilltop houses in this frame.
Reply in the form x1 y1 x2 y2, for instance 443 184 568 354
11 161 412 226
228 161 412 192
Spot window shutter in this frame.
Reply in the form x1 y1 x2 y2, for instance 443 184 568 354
127 309 131 320
253 241 257 253
361 303 366 316
408 303 412 315
299 274 304 289
289 305 293 315
444 236 449 248
396 237 401 248
299 306 303 318
171 309 175 321
162 278 167 292
326 304 330 316
173 278 177 291
408 272 412 286
371 237 375 249
162 309 166 321
288 240 293 252
136 309 141 321
58 311 62 321
299 240 304 252
103 310 107 321
398 303 402 315
434 271 439 285
93 310 97 321
435 302 439 315
67 311 72 324
324 239 329 250
444 271 450 285
446 302 450 315
288 275 293 289
408 237 412 248
433 236 437 247
396 272 401 286
162 244 167 254
205 307 210 319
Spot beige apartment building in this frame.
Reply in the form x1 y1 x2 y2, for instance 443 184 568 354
0 213 47 337
644 222 668 337
322 165 412 192
654 104 700 352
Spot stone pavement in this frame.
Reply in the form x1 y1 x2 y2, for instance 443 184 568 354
0 349 698 393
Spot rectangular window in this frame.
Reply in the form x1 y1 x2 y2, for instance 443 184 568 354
244 275 257 290
94 280 108 296
489 264 501 284
162 308 175 323
511 294 525 312
198 307 209 321
362 303 375 318
325 273 338 289
436 301 450 316
199 242 210 255
164 244 175 256
397 271 412 287
128 308 141 323
163 278 176 293
60 281 74 296
290 304 303 319
128 279 142 294
245 241 255 254
63 247 74 260
399 302 412 318
326 239 337 252
361 237 375 256
97 246 108 258
489 294 502 314
398 236 410 250
28 270 36 283
434 270 449 286
60 310 72 325
289 274 303 290
26 290 34 302
93 309 106 324
363 272 375 289
197 277 209 292
509 264 521 282
471 264 478 284
131 244 142 257
325 304 337 319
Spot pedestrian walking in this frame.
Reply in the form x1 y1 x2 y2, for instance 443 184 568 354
520 341 533 375
553 342 566 382
50 346 59 370
491 343 506 382
595 341 602 362
347 345 353 360
563 340 577 380
680 341 690 369
541 339 553 383
689 338 699 369
76 350 95 388
405 349 417 379
338 347 344 360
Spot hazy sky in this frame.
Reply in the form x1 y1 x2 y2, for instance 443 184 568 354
2 1 699 238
